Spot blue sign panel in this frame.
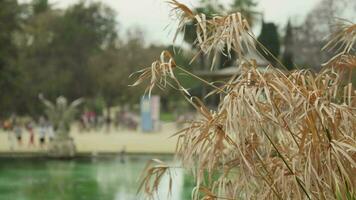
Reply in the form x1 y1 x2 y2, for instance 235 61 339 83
141 96 153 132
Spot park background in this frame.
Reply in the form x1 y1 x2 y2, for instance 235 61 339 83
0 0 355 200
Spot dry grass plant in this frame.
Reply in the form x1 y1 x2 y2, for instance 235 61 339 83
132 1 356 199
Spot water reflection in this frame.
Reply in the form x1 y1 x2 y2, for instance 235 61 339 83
0 156 187 200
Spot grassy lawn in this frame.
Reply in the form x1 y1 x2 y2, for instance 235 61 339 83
160 112 175 122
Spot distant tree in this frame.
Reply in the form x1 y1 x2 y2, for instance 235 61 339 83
32 0 49 14
0 0 22 117
230 0 258 26
50 2 118 98
292 0 356 69
257 22 280 66
17 1 62 114
89 27 176 110
1 0 247 117
282 20 294 70
17 1 119 114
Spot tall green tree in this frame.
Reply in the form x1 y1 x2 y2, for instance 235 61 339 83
17 0 62 114
282 20 294 70
17 1 119 115
50 2 118 98
0 0 22 117
0 0 207 117
17 0 174 115
32 0 49 14
257 22 280 66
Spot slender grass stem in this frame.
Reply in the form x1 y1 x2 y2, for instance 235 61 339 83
272 101 300 148
247 32 300 71
248 33 287 69
260 127 312 200
176 65 227 94
255 150 284 200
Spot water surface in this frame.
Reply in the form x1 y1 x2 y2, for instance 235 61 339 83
0 156 189 200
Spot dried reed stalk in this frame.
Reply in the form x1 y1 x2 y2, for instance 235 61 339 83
132 1 356 199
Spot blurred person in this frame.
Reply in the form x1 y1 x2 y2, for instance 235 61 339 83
105 114 111 133
47 122 55 142
38 116 47 148
97 115 105 130
114 111 120 129
7 123 15 151
3 118 12 131
80 111 90 132
13 121 22 146
26 121 35 147
89 111 96 129
119 146 126 164
79 114 85 132
82 110 92 131
116 110 126 130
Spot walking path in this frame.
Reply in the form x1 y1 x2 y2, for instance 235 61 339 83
0 123 179 155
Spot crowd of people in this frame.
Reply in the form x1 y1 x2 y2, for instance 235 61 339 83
79 109 139 132
0 108 141 151
1 116 54 150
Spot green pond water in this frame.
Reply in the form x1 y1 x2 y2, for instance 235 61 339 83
0 156 192 200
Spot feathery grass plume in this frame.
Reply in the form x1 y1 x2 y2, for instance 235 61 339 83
134 1 356 199
137 159 173 199
323 20 356 66
168 0 195 44
168 0 194 20
174 98 236 171
322 21 356 106
328 54 356 69
130 50 177 96
323 20 356 54
169 0 255 67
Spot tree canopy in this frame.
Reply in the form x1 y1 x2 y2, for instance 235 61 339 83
0 0 192 117
0 0 22 115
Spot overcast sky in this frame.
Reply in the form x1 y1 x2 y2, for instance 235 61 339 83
26 0 322 44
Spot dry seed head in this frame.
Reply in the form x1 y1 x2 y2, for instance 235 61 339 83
194 12 255 65
138 159 173 198
130 51 177 96
323 20 356 65
323 20 356 54
329 54 356 70
169 0 255 67
167 0 194 19
175 99 231 171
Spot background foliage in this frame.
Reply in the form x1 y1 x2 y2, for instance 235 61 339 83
1 0 355 118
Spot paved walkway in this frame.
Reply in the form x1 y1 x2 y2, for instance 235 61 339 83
0 123 179 155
